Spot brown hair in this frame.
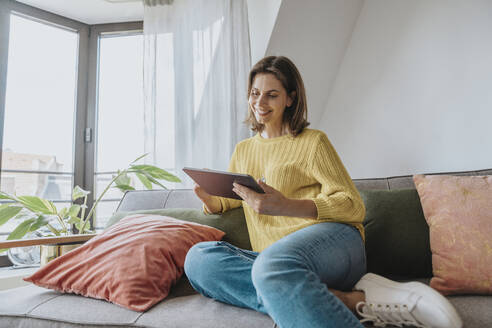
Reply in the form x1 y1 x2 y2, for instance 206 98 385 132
245 56 310 137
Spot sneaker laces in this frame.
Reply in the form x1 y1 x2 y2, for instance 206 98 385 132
356 301 429 328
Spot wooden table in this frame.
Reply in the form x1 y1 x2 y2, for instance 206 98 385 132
0 234 97 248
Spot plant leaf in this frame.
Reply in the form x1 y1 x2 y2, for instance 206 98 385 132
135 172 152 189
0 191 16 200
16 196 57 215
131 153 148 164
130 165 181 182
113 184 135 192
114 172 131 187
7 217 37 240
58 207 69 218
67 216 81 224
0 206 23 226
29 215 50 232
139 171 168 189
72 186 90 201
68 204 81 218
45 223 61 236
76 220 91 233
11 211 37 222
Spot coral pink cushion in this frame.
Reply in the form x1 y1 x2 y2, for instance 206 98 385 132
24 215 225 311
414 174 492 295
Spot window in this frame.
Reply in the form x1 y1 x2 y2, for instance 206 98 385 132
0 14 78 242
0 2 144 263
94 32 145 229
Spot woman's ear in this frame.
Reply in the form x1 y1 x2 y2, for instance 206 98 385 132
287 91 296 107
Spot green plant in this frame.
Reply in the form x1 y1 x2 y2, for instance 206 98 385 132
0 154 180 252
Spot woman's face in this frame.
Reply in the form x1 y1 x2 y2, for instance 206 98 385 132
248 73 293 128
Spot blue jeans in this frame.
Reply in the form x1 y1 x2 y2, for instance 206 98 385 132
184 222 366 328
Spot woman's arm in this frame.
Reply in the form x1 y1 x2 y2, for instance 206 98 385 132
195 146 243 214
308 133 365 223
232 180 318 218
282 198 318 218
194 184 223 213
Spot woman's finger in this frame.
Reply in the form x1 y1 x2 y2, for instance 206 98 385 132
233 189 245 201
233 183 253 201
257 180 276 193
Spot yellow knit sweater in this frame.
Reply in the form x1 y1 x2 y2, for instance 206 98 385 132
210 128 365 252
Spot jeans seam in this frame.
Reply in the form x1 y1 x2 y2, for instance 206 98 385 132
217 241 257 262
326 291 363 327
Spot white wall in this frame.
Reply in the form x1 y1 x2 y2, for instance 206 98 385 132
246 0 282 65
266 0 363 127
319 0 492 178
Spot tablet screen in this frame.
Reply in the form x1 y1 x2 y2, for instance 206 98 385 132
183 167 264 200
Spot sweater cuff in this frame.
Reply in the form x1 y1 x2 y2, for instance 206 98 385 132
202 197 226 215
202 203 212 215
312 197 331 220
219 197 229 213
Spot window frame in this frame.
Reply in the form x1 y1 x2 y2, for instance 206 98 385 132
85 22 143 230
0 1 89 265
0 0 143 265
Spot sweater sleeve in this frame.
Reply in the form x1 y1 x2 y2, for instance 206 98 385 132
202 145 243 214
309 133 365 223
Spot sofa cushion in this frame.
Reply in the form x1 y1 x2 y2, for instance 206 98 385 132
360 189 432 279
24 215 225 311
0 285 275 328
107 207 252 251
414 174 492 295
2 280 491 328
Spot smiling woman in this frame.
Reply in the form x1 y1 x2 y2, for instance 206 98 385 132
186 55 463 328
248 74 293 136
245 56 309 138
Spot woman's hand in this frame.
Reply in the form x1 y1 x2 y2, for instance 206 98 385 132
233 180 318 218
232 180 288 216
193 184 222 213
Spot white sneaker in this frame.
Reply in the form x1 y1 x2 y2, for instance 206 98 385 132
354 273 462 328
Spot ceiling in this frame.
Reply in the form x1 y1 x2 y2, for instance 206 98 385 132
17 0 143 25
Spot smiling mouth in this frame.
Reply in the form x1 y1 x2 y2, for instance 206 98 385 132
256 109 272 116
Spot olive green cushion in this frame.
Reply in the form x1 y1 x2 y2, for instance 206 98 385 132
360 189 432 279
106 207 252 251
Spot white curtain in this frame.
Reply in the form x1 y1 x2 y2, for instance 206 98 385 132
143 0 251 188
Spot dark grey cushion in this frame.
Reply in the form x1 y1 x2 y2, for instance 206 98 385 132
106 207 252 251
360 189 433 279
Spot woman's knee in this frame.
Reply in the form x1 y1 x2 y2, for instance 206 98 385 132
184 241 219 283
251 246 307 294
250 252 271 292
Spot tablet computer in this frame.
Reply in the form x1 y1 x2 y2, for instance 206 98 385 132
182 167 265 200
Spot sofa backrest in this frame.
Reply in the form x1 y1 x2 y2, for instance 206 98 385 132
354 168 492 279
116 189 203 212
353 168 492 190
115 168 491 280
117 168 492 212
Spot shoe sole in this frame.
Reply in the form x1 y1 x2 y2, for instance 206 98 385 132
361 273 463 328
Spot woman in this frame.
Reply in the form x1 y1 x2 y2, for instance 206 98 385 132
184 56 461 328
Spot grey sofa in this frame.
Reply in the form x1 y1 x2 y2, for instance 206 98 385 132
1 168 491 328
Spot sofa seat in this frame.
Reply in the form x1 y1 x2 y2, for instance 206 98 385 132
0 283 275 328
1 279 492 328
